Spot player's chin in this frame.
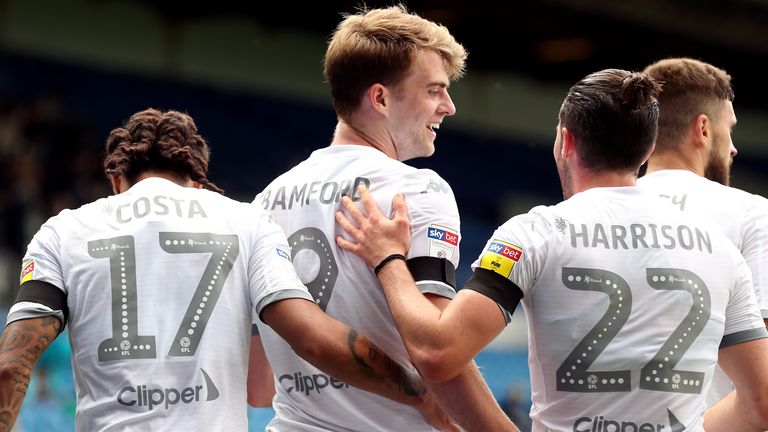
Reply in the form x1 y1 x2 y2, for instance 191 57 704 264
422 138 436 156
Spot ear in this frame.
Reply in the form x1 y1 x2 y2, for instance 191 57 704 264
640 142 656 166
365 83 389 115
561 127 576 160
691 114 711 149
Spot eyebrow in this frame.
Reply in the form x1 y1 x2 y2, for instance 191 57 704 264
428 82 449 89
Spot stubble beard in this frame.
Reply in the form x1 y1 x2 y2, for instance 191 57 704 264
703 145 731 186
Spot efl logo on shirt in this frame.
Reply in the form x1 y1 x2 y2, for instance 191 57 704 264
479 240 523 278
20 260 35 284
427 227 459 246
276 248 291 261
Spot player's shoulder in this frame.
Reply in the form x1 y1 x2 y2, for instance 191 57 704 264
497 203 558 240
375 162 453 196
738 188 768 211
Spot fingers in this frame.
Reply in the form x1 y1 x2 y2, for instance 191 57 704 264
357 184 383 218
335 209 360 239
335 234 358 255
391 192 409 222
340 194 366 227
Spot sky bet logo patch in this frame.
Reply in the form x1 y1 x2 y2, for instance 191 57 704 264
479 240 523 278
427 227 459 246
426 224 459 261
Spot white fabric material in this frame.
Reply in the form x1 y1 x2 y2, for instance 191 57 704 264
15 177 311 431
639 169 768 406
470 187 765 432
254 145 460 431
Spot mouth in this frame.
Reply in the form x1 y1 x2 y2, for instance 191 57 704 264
426 122 440 136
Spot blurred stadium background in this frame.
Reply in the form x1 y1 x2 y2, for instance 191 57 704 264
1 0 767 430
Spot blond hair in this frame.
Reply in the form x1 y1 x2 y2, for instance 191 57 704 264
324 5 467 120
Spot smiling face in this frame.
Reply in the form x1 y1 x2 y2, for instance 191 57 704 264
386 50 456 161
703 100 737 185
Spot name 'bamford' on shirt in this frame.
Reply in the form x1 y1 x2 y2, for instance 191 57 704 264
568 222 712 253
260 177 370 211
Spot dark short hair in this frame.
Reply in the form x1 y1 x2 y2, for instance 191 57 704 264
559 69 661 172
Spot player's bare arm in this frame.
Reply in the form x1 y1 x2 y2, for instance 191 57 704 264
346 328 423 397
0 316 61 432
247 334 275 407
336 186 506 382
426 295 519 432
704 338 768 431
262 297 458 432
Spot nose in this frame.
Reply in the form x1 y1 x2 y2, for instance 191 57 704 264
440 92 457 116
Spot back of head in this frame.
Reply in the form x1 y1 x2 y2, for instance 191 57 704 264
103 108 222 193
559 69 661 172
643 58 733 152
324 4 467 121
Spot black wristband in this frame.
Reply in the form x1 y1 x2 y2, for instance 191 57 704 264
374 253 407 276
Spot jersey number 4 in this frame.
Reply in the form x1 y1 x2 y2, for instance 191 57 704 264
89 233 238 362
556 267 710 394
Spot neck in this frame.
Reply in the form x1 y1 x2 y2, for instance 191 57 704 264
331 120 397 159
645 150 703 177
136 171 195 186
115 171 197 194
572 169 639 195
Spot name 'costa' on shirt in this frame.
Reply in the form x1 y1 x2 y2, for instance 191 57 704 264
112 195 207 223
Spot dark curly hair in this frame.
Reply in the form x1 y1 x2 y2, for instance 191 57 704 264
103 108 222 193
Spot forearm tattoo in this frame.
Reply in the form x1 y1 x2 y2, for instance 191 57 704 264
347 329 425 398
0 317 61 431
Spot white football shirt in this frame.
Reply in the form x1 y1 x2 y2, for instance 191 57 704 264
254 145 460 431
9 177 312 431
638 169 768 405
470 187 766 432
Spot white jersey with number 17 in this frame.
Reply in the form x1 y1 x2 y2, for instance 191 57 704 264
9 177 312 431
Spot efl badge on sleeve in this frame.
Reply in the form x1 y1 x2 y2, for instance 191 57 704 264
479 240 523 278
20 260 35 284
426 225 459 261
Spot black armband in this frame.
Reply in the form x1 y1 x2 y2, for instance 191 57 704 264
14 280 69 328
463 268 523 316
406 256 456 289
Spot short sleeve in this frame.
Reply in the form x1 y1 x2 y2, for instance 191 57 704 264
403 171 460 298
470 209 552 297
247 206 314 319
19 218 65 292
7 217 68 328
740 195 768 318
722 255 768 347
